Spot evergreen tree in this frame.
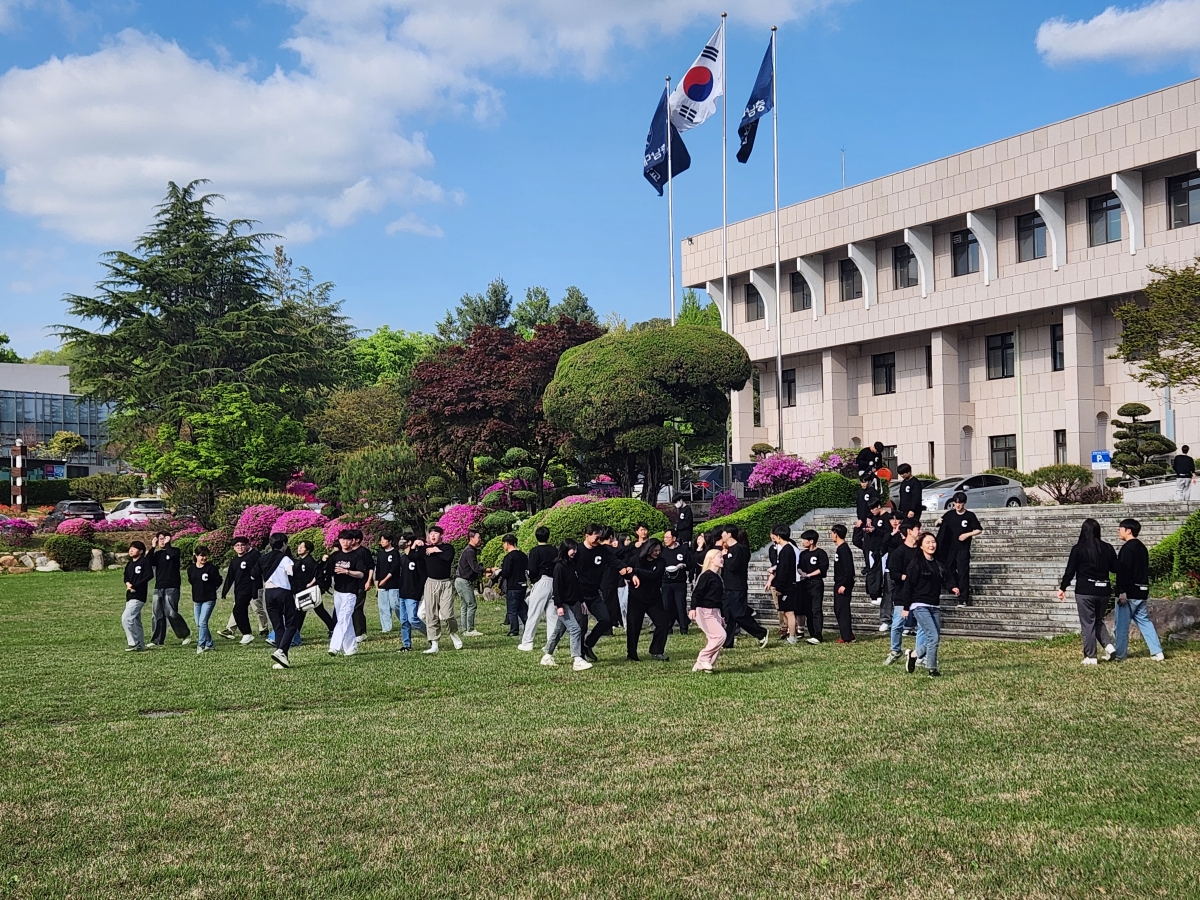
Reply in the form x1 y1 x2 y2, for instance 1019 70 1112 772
436 277 513 342
551 286 599 326
676 288 722 328
1111 402 1176 480
513 286 552 335
0 333 20 363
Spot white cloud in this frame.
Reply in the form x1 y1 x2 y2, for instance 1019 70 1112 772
385 211 444 237
1037 0 1200 67
0 1 844 243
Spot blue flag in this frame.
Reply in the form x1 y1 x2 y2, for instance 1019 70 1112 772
644 87 692 195
736 39 774 164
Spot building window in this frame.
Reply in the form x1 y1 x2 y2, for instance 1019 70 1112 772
752 369 761 427
990 434 1017 469
1017 212 1047 262
781 368 796 408
745 284 765 322
1054 429 1067 465
925 345 933 389
872 352 896 396
1089 193 1122 246
1169 172 1200 229
893 245 919 289
839 258 862 302
882 444 898 473
987 332 1015 380
790 272 812 311
1051 324 1064 372
951 229 979 277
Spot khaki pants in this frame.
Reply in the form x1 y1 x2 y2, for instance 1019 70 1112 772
226 589 269 634
423 578 457 642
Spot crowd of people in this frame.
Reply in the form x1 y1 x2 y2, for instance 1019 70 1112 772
116 440 1168 674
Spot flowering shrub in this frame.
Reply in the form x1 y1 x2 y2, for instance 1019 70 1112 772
435 503 487 541
480 478 555 510
0 518 37 546
552 493 602 509
286 474 319 503
56 517 96 540
196 527 233 560
747 452 843 494
234 505 285 546
322 516 385 548
589 475 621 498
272 509 329 534
172 523 206 540
708 490 741 518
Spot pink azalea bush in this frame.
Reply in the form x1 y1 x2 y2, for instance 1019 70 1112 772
272 509 329 534
56 518 96 540
480 478 555 510
322 516 384 549
235 504 285 546
552 493 601 510
1 518 37 546
747 452 844 494
172 523 206 540
709 490 741 518
286 473 319 503
435 504 487 541
94 516 200 534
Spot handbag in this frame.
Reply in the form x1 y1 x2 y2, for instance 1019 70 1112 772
294 585 321 611
417 600 426 621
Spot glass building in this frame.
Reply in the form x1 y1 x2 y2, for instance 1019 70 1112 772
0 364 111 475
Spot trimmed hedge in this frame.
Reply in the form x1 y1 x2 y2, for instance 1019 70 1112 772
288 527 328 556
1150 508 1200 581
480 534 506 569
518 498 668 554
44 534 93 571
0 479 72 507
696 472 858 549
174 536 199 561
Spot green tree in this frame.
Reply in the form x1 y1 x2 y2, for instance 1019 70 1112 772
676 288 721 328
25 345 76 366
437 277 513 342
0 333 20 363
1111 402 1176 480
350 326 436 386
57 181 356 444
334 442 443 533
551 286 599 326
513 287 552 335
307 383 408 452
543 325 751 494
45 431 89 459
1115 258 1200 390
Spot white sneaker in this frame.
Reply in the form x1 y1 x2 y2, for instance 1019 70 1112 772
272 663 285 669
181 637 192 646
1151 652 1165 661
758 634 769 649
196 646 204 656
870 598 882 606
239 634 255 645
1082 657 1098 666
540 653 557 667
878 623 889 633
806 637 821 645
463 630 484 637
786 636 797 645
450 633 463 650
572 657 593 671
423 642 439 655
517 642 534 652
1102 643 1116 661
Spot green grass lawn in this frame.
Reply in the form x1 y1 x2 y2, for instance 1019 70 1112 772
2 571 1198 899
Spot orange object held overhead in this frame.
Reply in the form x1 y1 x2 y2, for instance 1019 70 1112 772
876 467 892 482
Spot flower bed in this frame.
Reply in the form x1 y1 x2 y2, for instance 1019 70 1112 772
747 452 847 494
234 505 285 546
708 490 741 518
0 518 36 547
271 509 329 534
435 504 487 541
55 518 95 540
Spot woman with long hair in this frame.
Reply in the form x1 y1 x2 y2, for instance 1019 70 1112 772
260 532 297 669
626 538 669 661
541 539 591 671
1057 518 1119 665
689 548 728 673
899 532 959 677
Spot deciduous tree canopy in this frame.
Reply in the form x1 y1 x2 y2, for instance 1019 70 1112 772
1116 259 1200 391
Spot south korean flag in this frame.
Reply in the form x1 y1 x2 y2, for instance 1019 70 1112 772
669 21 725 133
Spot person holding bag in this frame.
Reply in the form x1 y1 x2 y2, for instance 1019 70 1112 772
1057 518 1119 665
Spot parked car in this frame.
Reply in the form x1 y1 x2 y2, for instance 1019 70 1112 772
106 498 171 523
45 499 107 527
692 464 757 499
921 474 1028 511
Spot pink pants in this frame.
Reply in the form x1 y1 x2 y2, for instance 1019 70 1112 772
693 607 726 671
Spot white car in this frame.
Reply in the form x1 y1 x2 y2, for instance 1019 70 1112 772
106 498 171 523
922 474 1028 511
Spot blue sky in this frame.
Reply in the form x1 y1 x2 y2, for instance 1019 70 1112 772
1 0 1199 355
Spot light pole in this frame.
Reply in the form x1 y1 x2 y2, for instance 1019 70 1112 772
10 439 27 515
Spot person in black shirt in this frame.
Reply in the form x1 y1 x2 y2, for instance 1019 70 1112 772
326 529 372 657
412 524 461 654
575 524 616 661
883 522 921 665
625 538 671 661
900 532 959 677
260 532 298 668
346 529 375 646
147 530 190 648
291 539 334 643
765 542 787 635
374 532 405 636
855 477 881 528
456 530 485 636
1113 518 1164 661
830 524 855 643
863 502 893 609
894 463 923 525
1057 518 1120 664
935 493 982 605
856 441 884 483
121 540 154 651
584 528 628 655
660 529 690 636
770 525 801 644
673 496 694 548
392 536 427 651
542 540 591 670
520 527 559 652
220 537 262 645
798 530 828 644
689 549 727 673
498 534 529 637
1173 445 1195 501
187 544 221 654
717 526 768 649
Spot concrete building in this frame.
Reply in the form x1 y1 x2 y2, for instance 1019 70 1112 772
0 363 111 476
682 79 1200 477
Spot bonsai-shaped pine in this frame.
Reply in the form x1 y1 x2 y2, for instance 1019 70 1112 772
1111 402 1176 480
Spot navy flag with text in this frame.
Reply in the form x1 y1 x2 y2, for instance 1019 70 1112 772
736 39 774 164
644 86 692 195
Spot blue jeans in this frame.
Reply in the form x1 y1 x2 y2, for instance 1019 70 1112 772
193 600 215 649
1114 599 1162 658
911 605 942 671
889 605 917 654
377 588 402 633
398 596 426 648
546 602 585 658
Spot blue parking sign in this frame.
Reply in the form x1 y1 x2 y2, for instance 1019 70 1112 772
1091 450 1111 470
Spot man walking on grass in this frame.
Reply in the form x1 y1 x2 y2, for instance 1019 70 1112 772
661 529 690 636
121 540 154 652
498 534 529 637
414 525 462 654
455 529 484 636
219 536 262 645
147 530 190 648
519 526 558 652
936 492 982 606
327 529 370 657
375 532 403 635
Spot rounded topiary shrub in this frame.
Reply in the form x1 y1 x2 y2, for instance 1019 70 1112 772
55 517 96 540
174 535 199 562
480 534 506 569
481 510 518 540
44 535 93 571
519 498 668 553
288 527 328 556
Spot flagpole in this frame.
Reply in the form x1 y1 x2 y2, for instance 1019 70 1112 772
721 12 731 487
772 26 783 454
667 75 676 326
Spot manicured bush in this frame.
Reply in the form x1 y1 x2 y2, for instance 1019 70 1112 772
55 517 95 540
1029 464 1094 504
174 535 199 561
213 490 308 529
984 467 1037 488
288 527 328 556
481 510 518 539
235 504 285 547
271 509 329 534
747 452 847 495
1076 485 1122 505
709 490 741 518
480 534 506 569
69 472 144 502
0 518 36 547
518 498 668 554
196 527 234 562
697 472 858 549
44 535 93 571
322 517 384 549
0 480 73 507
436 504 486 541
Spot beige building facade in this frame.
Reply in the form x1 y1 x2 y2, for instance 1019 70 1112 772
682 79 1200 477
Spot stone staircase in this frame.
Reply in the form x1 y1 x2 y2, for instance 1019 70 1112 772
746 502 1195 642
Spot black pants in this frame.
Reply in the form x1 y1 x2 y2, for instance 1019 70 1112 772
626 592 670 658
946 545 971 603
352 591 367 637
232 591 254 635
722 589 766 647
506 586 528 635
265 587 298 653
865 548 885 603
310 601 335 633
662 581 688 634
584 591 614 648
833 581 854 641
801 579 824 641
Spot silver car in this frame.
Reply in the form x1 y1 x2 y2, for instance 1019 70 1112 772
921 474 1028 511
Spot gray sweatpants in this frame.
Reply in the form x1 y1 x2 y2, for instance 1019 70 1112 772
122 599 146 649
1075 594 1114 659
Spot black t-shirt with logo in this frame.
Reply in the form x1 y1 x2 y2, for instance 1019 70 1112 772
187 562 221 603
662 544 690 584
149 545 182 590
799 547 829 580
574 543 615 599
941 510 982 549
